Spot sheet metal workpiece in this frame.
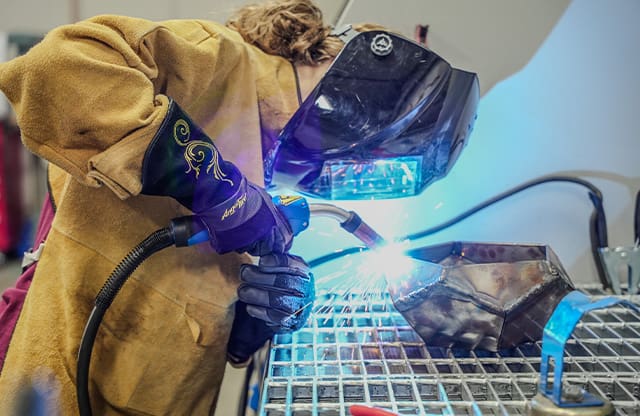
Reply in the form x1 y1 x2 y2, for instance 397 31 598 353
387 242 575 351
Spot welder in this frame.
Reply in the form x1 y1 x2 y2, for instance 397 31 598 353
0 0 478 414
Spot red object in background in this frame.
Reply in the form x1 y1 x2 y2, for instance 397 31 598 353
0 122 23 255
350 405 399 416
0 193 53 372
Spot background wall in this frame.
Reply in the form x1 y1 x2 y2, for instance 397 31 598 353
310 0 639 289
0 0 571 96
297 0 638 292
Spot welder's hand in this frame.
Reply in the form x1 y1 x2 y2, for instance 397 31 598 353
238 253 314 332
196 180 295 256
140 98 294 256
226 300 276 368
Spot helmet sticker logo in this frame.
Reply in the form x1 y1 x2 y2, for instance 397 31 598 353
371 33 393 56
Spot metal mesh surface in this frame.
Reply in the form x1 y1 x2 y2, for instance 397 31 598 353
259 285 640 415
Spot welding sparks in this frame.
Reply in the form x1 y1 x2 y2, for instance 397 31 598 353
313 241 421 327
355 240 418 285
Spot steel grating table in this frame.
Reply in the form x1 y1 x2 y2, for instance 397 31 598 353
258 285 640 416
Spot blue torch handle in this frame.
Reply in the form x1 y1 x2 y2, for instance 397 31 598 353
272 195 310 236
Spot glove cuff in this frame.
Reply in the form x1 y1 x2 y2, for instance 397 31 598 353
226 351 253 368
226 301 275 367
141 98 243 210
140 98 293 255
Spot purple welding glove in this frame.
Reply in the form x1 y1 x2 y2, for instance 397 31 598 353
141 98 293 255
226 300 277 367
195 178 294 255
238 253 315 332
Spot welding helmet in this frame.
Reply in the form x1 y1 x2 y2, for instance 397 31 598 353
264 26 480 200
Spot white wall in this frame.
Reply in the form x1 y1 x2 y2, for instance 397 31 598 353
0 0 569 97
292 0 640 290
0 0 347 33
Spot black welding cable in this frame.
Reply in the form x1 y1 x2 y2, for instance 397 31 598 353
403 175 604 241
309 175 610 287
77 227 175 416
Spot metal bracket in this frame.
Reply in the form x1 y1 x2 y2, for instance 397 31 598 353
329 24 359 45
21 242 45 269
539 290 640 407
599 246 640 295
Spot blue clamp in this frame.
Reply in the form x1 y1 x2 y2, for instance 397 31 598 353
539 290 640 407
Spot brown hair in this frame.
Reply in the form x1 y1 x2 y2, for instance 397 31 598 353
225 0 344 65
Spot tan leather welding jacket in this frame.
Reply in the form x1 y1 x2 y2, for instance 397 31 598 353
0 15 298 415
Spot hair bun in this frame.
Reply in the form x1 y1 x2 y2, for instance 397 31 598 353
226 0 343 64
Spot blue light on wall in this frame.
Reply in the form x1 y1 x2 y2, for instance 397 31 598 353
291 0 640 290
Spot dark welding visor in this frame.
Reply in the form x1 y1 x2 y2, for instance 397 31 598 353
265 28 479 200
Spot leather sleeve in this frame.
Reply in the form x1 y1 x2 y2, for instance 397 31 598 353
0 16 249 198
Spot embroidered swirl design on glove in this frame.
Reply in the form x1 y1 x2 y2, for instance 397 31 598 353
173 119 233 185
